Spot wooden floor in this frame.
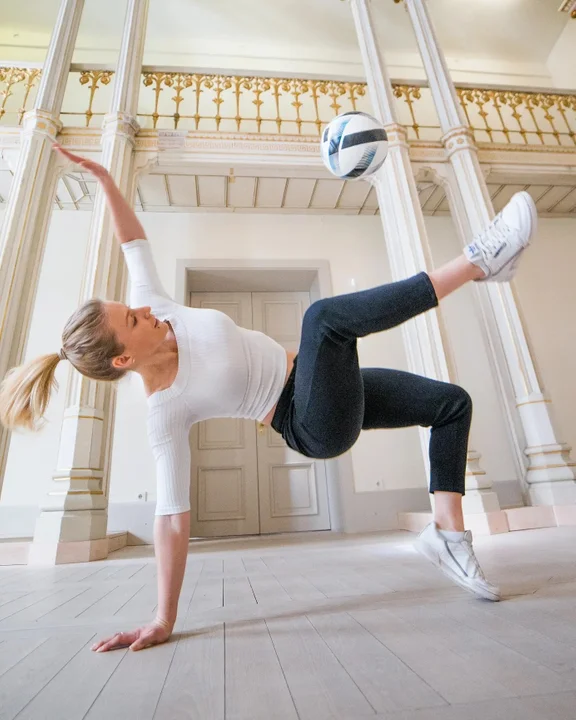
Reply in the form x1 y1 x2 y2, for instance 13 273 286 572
1 527 576 720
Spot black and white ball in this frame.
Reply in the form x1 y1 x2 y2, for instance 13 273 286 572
321 111 388 180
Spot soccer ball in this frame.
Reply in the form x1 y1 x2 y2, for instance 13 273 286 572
320 111 388 180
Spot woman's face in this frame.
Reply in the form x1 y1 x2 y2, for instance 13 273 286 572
103 302 169 370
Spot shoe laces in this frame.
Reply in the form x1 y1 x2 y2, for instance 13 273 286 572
477 216 514 257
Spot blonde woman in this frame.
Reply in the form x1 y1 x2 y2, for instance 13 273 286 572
0 145 537 652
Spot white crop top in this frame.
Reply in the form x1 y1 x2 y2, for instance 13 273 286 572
121 240 287 515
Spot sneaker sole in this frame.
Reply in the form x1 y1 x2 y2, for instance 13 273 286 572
499 191 537 281
518 190 538 243
416 540 501 602
481 192 537 283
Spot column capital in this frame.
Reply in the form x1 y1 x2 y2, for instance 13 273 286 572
21 109 62 139
102 111 140 142
442 126 478 158
383 122 410 148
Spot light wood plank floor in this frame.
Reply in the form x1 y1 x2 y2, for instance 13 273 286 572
1 527 576 720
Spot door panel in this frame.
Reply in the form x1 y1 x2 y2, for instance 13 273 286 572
188 290 331 537
189 293 259 537
252 292 331 533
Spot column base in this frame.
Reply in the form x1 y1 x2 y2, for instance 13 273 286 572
32 508 108 544
0 541 30 566
398 510 509 535
528 480 576 507
0 532 128 566
504 506 557 532
28 538 109 565
462 490 501 514
399 505 576 536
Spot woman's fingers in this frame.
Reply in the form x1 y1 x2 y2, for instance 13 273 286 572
92 623 171 653
130 626 167 652
92 630 137 653
129 633 153 652
52 142 111 183
52 144 85 164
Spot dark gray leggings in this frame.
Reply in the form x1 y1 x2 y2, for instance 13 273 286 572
271 272 472 495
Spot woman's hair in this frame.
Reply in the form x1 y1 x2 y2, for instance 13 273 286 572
0 299 127 432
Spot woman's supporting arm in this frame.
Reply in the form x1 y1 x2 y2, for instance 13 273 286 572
153 511 191 629
91 511 190 653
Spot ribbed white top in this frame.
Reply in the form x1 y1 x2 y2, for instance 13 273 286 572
122 240 287 515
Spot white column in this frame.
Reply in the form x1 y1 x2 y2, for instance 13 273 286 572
404 0 576 506
349 0 499 516
29 0 150 565
0 0 85 499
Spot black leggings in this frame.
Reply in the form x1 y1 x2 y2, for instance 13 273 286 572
271 272 472 495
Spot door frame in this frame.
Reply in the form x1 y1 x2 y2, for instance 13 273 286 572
175 257 349 532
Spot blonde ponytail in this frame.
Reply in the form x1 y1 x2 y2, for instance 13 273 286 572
1 298 128 431
0 298 128 430
0 353 63 431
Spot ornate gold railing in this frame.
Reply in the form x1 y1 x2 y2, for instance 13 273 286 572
0 67 42 125
1 65 575 148
456 88 576 146
139 73 369 134
64 69 114 126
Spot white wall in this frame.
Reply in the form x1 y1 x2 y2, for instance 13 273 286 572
547 21 576 90
2 208 574 538
0 211 90 536
0 211 428 537
0 0 558 89
425 215 522 506
513 218 576 459
108 213 426 513
426 214 576 506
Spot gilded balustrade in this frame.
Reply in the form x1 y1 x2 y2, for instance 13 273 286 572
0 66 575 148
139 73 370 135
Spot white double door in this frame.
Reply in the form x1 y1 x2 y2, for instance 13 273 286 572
189 291 331 537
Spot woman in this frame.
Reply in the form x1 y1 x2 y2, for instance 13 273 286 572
0 145 536 652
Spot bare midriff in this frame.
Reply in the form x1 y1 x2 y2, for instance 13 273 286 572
261 350 296 426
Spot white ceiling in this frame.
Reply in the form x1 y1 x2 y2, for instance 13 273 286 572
1 167 575 218
0 0 569 71
418 180 576 217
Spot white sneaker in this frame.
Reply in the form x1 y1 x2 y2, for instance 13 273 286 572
416 523 501 601
464 191 537 282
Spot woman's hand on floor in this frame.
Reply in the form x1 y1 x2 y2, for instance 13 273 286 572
92 618 173 652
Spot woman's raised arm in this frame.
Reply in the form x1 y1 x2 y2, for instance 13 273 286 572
53 144 146 245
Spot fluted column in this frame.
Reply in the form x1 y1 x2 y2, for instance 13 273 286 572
29 0 150 565
0 0 85 499
349 0 499 515
403 0 576 506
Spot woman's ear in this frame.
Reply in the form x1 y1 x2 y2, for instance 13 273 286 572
111 354 134 370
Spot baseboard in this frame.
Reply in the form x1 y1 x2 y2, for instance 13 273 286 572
0 540 30 565
0 479 544 547
494 479 525 509
107 531 128 553
340 487 432 534
107 502 156 545
0 532 129 566
399 504 576 536
1 493 431 543
0 506 39 538
0 503 150 545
